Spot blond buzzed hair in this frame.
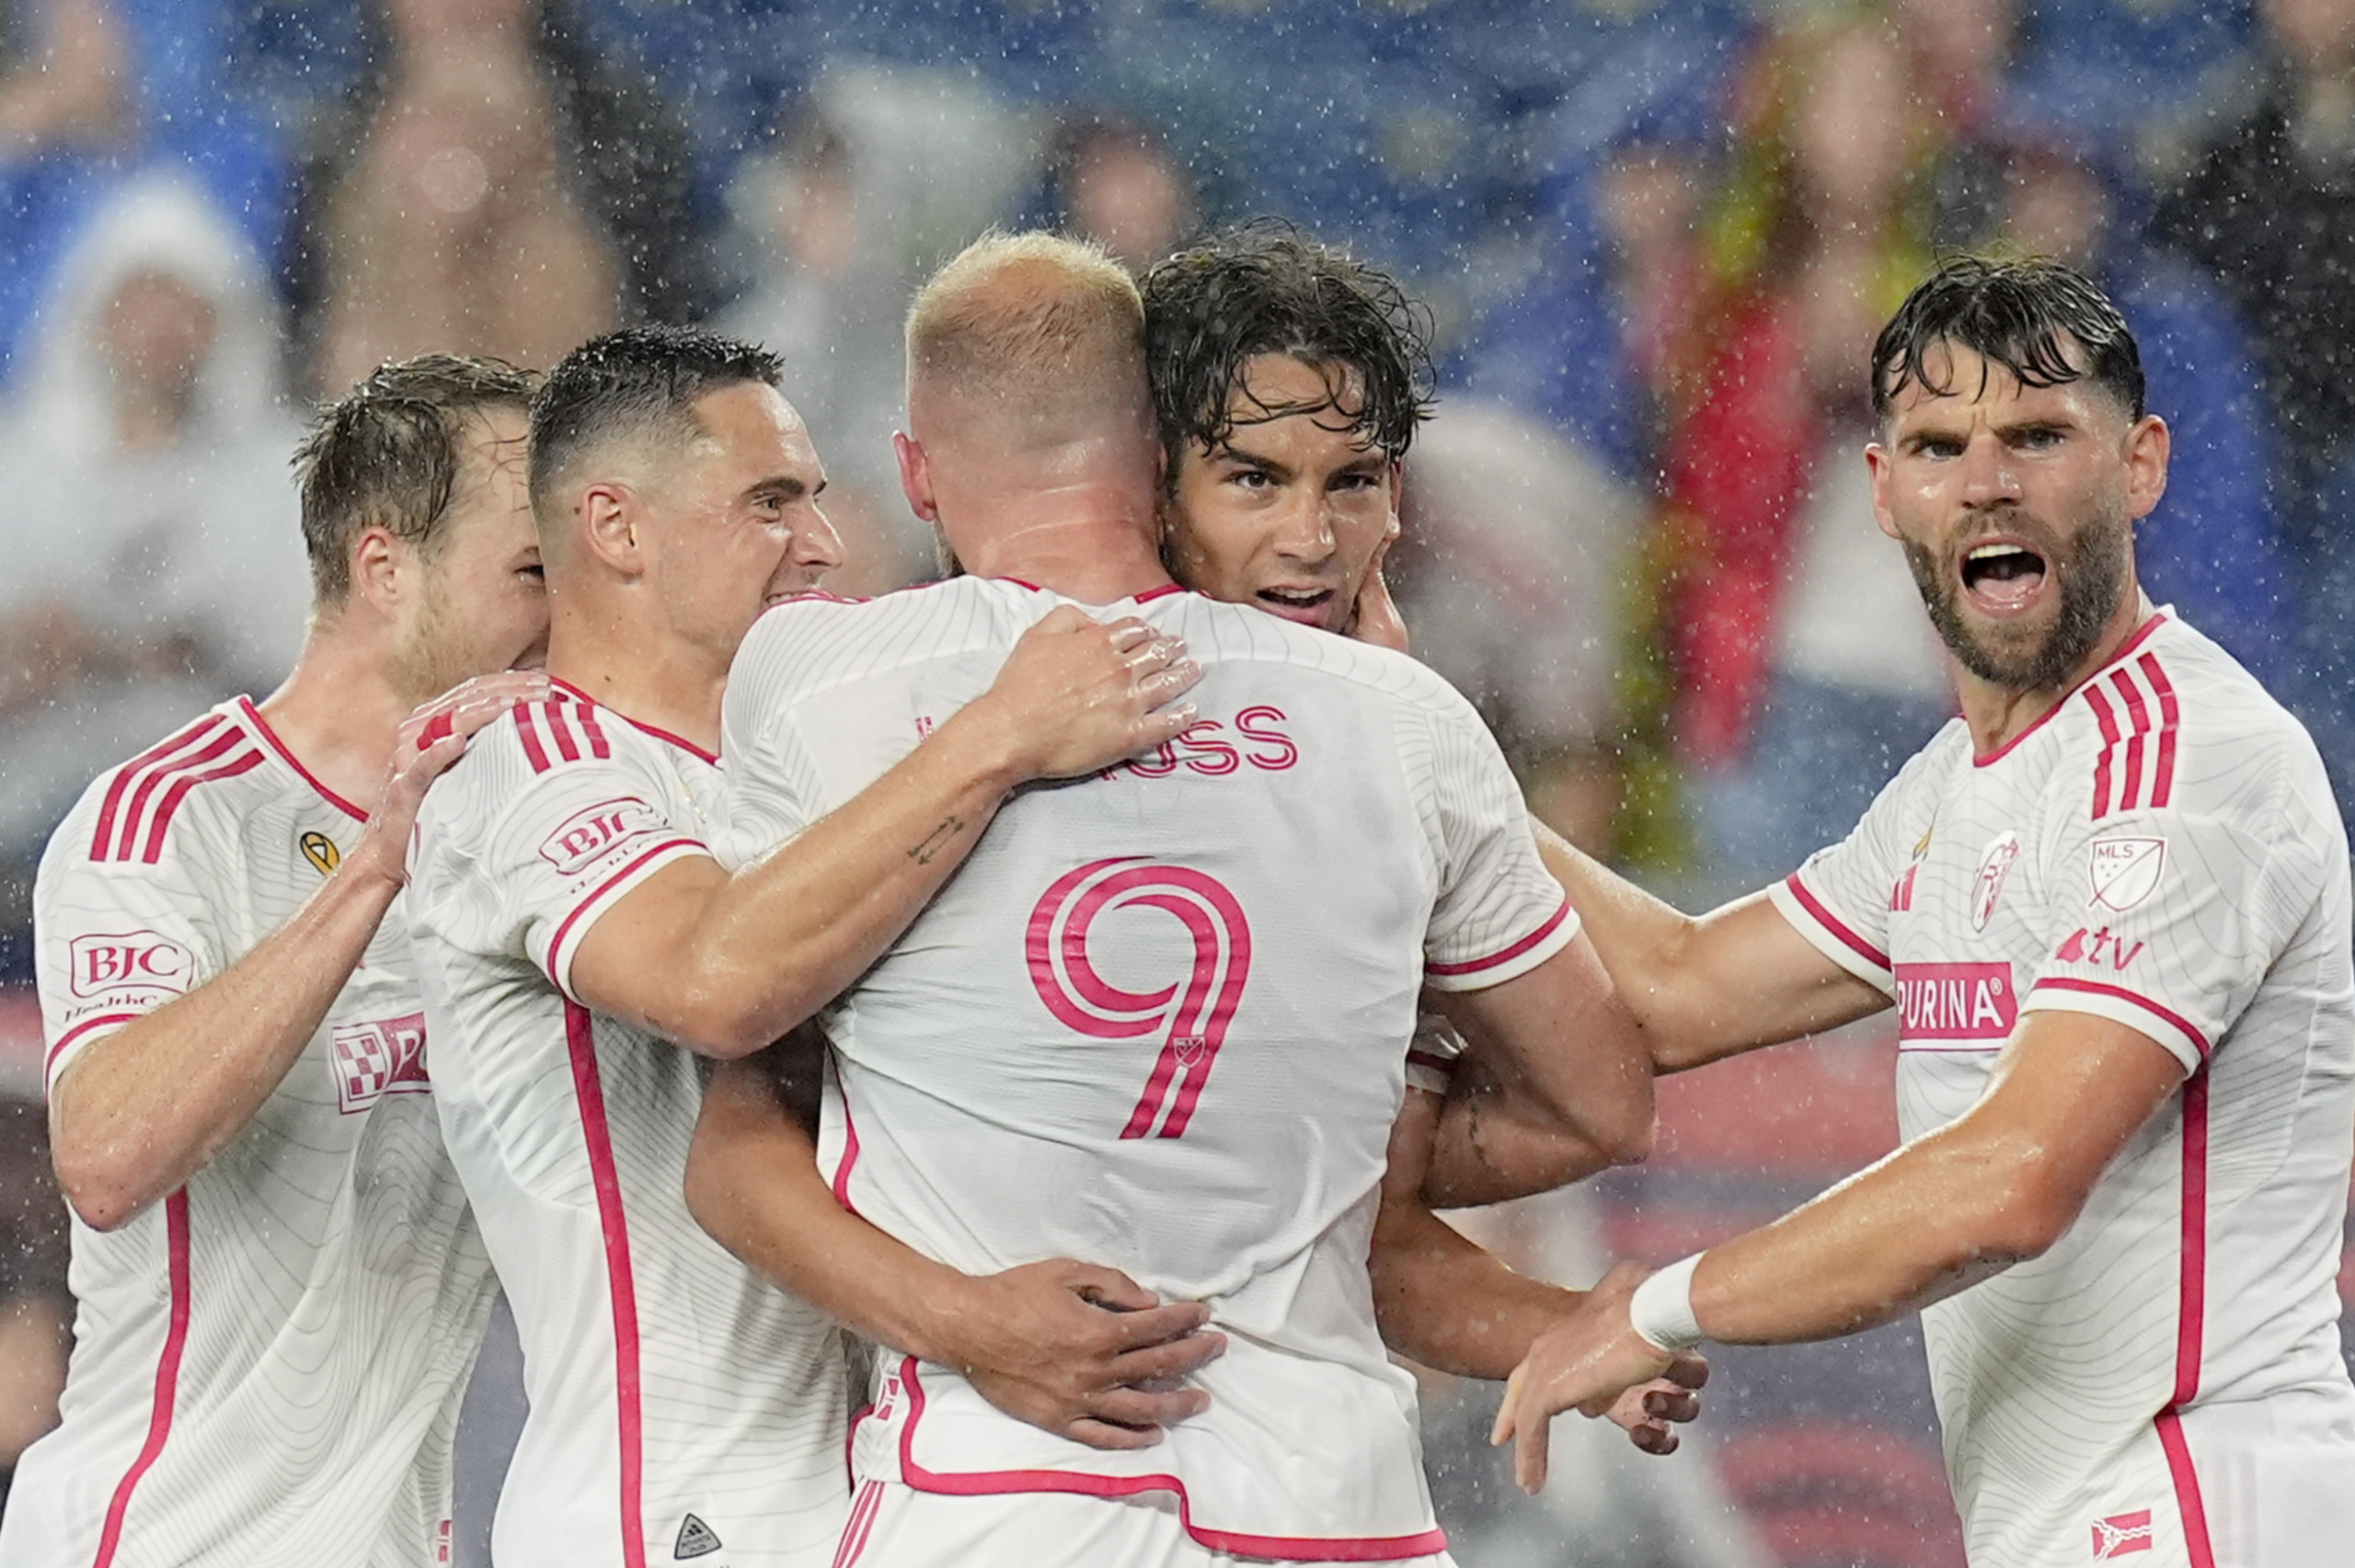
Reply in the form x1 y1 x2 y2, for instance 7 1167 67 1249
904 231 1148 443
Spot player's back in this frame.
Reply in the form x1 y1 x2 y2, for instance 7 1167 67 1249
408 689 849 1568
5 699 495 1568
722 578 1572 1555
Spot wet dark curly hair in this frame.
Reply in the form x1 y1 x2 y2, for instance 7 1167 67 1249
1139 221 1435 472
1872 254 2144 423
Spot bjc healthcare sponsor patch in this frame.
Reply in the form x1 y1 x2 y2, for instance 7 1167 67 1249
537 797 664 879
67 931 195 1000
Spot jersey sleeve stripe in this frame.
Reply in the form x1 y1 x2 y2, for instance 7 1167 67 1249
561 1002 649 1568
2085 684 2122 819
542 838 707 1001
1781 873 1892 971
2156 1068 2219 1568
2026 977 2212 1059
104 726 248 862
90 1190 191 1568
515 704 553 773
2137 651 2180 807
1425 893 1574 979
2109 669 2152 810
45 1011 144 1082
90 715 225 860
570 698 614 760
141 748 266 864
544 700 583 764
890 1357 1451 1561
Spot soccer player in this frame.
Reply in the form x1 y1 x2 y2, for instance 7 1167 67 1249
404 327 1208 1568
1488 257 2355 1568
4 355 550 1566
695 233 1655 1565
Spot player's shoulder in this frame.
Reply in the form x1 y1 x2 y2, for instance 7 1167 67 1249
434 686 692 818
731 577 1024 706
2047 612 2329 828
1159 594 1476 717
48 696 287 876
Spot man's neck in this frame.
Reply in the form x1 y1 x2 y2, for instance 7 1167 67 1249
957 481 1172 604
1959 589 2157 759
545 604 726 754
253 617 417 814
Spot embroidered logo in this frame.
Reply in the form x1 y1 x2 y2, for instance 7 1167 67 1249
68 932 195 1000
1970 831 2022 933
2054 926 2146 971
1894 962 2016 1043
300 830 340 876
331 1013 431 1114
1890 825 1934 912
672 1514 721 1560
2089 836 2166 913
2090 1508 2153 1558
537 797 664 879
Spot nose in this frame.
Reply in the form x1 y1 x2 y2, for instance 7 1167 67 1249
795 505 847 574
1957 431 2022 509
1269 491 1337 567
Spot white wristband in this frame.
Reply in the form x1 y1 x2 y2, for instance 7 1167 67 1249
1628 1254 1706 1353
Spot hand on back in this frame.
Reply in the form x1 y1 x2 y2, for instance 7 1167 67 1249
971 605 1201 783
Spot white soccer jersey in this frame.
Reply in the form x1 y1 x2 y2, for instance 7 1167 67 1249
1770 612 2355 1568
407 684 849 1568
718 578 1577 1561
2 697 496 1568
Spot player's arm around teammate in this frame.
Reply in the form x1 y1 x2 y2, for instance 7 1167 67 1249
51 675 540 1230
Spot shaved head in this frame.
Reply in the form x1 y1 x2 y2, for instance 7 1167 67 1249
903 231 1152 461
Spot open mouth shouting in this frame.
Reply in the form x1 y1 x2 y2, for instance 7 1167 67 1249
1255 584 1339 628
1959 538 2050 619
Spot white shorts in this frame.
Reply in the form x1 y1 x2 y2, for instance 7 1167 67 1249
829 1480 1460 1568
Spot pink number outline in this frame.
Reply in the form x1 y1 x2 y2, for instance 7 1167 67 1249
1025 857 1252 1139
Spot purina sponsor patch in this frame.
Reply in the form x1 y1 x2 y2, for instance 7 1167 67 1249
1895 962 2016 1043
2089 836 2166 912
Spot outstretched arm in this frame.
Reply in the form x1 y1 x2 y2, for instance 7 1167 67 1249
50 674 544 1230
686 1037 1223 1449
1533 820 1887 1070
574 609 1200 1056
1491 1011 2188 1490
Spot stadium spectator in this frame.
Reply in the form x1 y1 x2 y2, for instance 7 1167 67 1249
286 0 711 395
2151 0 2355 804
1028 110 1197 272
1655 8 1953 892
0 1096 68 1514
0 173 308 971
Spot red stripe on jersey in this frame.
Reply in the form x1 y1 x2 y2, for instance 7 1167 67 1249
1132 583 1185 603
570 698 613 760
2155 1066 2217 1567
830 1087 864 1213
2110 669 2152 811
106 727 250 863
2139 653 2180 807
563 1002 648 1568
890 1357 1450 1560
1426 894 1573 978
1973 612 2168 767
141 749 267 864
542 839 705 995
831 1479 885 1568
2084 684 2123 818
45 1011 144 1086
2031 978 2213 1059
514 704 553 773
236 696 367 820
543 700 583 763
1779 875 1891 972
1404 1049 1454 1074
91 1191 191 1568
90 715 225 861
548 678 718 764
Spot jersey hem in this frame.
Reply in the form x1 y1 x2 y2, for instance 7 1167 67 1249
882 1357 1447 1562
1423 894 1580 991
2021 979 2208 1071
1769 874 1895 993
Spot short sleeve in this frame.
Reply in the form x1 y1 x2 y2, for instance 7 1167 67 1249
2019 803 2314 1072
1766 735 1954 995
478 757 714 1001
1404 1012 1464 1095
1416 703 1580 991
33 818 229 1096
713 635 828 873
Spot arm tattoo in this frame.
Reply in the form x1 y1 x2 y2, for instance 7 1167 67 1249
908 814 967 866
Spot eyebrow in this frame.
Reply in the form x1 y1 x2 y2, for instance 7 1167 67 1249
745 475 819 502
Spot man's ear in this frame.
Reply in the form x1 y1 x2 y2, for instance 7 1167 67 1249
1865 442 1901 543
894 431 936 521
2124 413 2170 522
350 526 404 612
578 481 645 575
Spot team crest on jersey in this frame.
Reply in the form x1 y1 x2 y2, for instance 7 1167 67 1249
2088 836 2166 912
300 830 340 876
331 1013 431 1113
2089 1507 2154 1558
1970 831 2021 932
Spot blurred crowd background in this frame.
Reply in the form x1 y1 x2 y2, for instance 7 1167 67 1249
0 0 2349 1563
